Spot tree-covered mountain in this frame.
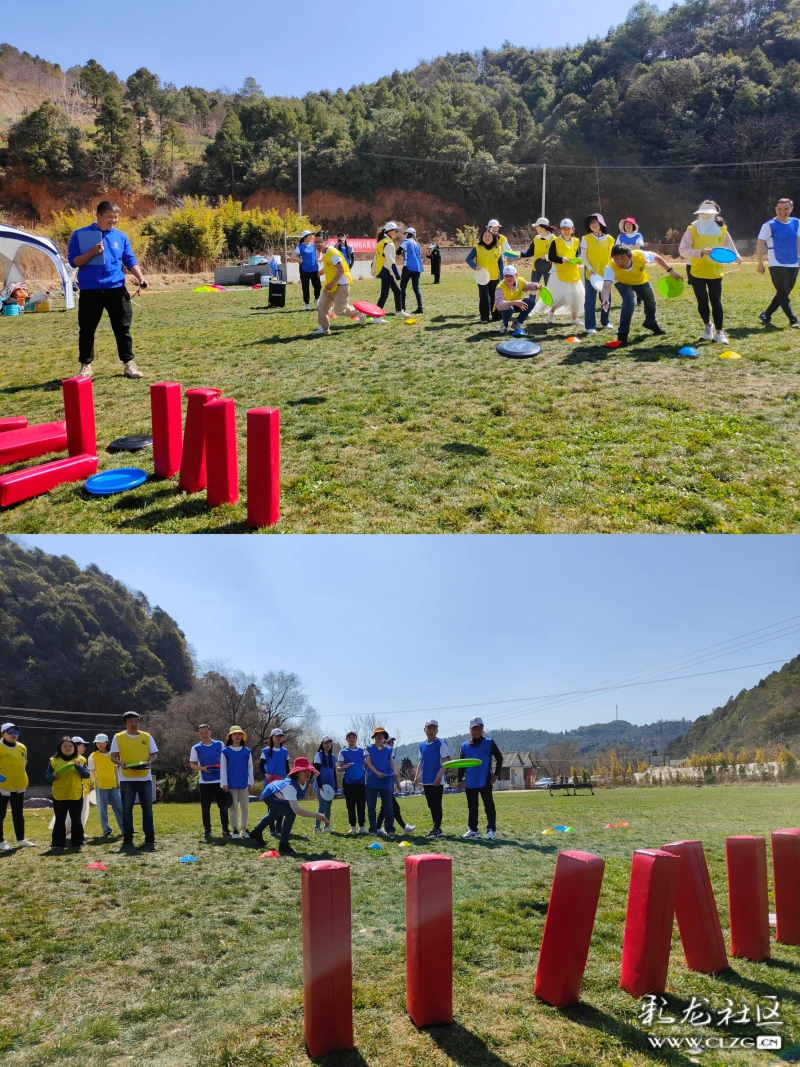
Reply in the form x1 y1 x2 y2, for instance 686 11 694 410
665 654 800 756
3 0 800 235
0 535 194 780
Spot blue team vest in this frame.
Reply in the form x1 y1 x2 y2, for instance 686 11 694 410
366 745 392 789
260 776 310 803
339 747 365 783
194 740 223 783
315 751 337 791
401 239 424 272
767 218 800 265
262 746 289 778
419 739 444 785
295 242 318 270
618 232 642 247
461 737 493 788
222 745 250 790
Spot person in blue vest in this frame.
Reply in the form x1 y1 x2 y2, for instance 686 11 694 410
456 717 504 841
189 724 230 839
414 719 450 838
67 200 147 380
399 227 425 315
251 756 327 855
259 728 291 838
334 233 355 268
337 730 367 835
364 726 396 835
313 736 337 833
376 737 416 835
757 198 800 327
220 726 254 839
291 229 322 310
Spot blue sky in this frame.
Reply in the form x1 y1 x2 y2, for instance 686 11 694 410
8 0 665 98
15 535 800 743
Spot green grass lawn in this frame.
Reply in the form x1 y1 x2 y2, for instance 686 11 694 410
1 786 799 1066
1 268 799 533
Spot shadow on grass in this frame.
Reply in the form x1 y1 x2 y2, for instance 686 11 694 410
252 333 323 345
0 378 63 395
425 1022 516 1067
313 1048 370 1066
441 442 489 457
115 495 214 530
429 314 476 322
287 396 327 406
563 1002 696 1065
724 966 800 1005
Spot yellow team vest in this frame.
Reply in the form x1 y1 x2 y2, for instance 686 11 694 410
498 277 527 302
0 741 28 792
115 730 152 777
532 234 553 259
323 246 352 288
582 233 615 276
92 749 118 790
377 237 395 272
688 223 727 280
50 756 87 801
553 236 581 283
496 234 510 253
474 243 503 280
610 248 650 286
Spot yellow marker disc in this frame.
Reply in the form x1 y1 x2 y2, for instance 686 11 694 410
719 350 742 359
404 318 416 325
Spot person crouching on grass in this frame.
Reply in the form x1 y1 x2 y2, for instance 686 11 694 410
601 245 679 347
314 233 356 336
68 200 147 380
46 737 90 850
494 264 541 336
251 757 328 855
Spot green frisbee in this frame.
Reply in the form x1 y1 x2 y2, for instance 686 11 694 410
567 257 583 264
125 761 150 770
657 274 685 299
54 762 77 774
442 758 483 769
538 286 553 306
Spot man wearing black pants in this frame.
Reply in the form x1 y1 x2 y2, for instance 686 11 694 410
415 719 449 837
189 724 230 839
757 198 800 327
457 717 503 841
68 201 147 379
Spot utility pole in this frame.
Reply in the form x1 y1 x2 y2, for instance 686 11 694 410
541 164 546 219
297 141 302 218
593 157 602 212
615 704 618 721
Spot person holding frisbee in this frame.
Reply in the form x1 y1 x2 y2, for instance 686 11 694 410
259 728 291 837
251 756 327 855
413 719 449 838
466 228 504 323
398 227 425 315
427 243 441 284
757 197 800 328
364 726 396 835
679 200 740 344
374 223 409 319
46 737 90 849
190 724 231 839
521 219 554 285
291 229 322 310
337 730 367 835
457 717 503 841
110 711 157 847
580 213 615 334
88 733 123 838
494 265 541 336
313 736 337 833
314 232 356 336
601 245 677 347
220 726 254 839
71 737 93 829
544 219 584 326
0 722 36 850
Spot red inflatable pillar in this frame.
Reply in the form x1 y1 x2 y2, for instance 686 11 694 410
0 454 98 507
662 840 728 973
246 407 280 527
62 376 96 457
726 836 770 961
406 853 453 1026
301 860 354 1059
620 849 679 998
534 850 605 1007
771 830 800 945
178 387 221 493
0 417 28 433
205 398 239 507
150 382 183 478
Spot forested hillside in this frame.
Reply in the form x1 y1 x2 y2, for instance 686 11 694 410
3 0 800 235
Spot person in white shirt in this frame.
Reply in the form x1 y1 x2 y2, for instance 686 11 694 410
756 197 800 327
189 724 230 839
679 200 741 344
110 711 158 846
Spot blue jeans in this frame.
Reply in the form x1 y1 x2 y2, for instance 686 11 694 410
616 281 657 336
366 787 394 833
254 797 296 845
96 786 123 834
500 295 536 329
584 278 610 330
120 780 154 839
315 797 332 830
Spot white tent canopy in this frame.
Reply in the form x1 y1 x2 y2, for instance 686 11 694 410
0 223 75 310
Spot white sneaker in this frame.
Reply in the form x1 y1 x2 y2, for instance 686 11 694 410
586 328 597 335
123 360 143 379
312 327 330 336
357 313 368 324
314 299 318 309
397 309 411 318
304 303 312 311
714 330 729 344
323 825 331 832
16 839 36 848
377 828 389 836
240 830 249 839
404 824 416 833
77 363 92 378
546 312 554 324
348 826 358 835
0 840 11 851
487 830 496 841
461 829 480 840
359 826 368 834
375 316 390 323
702 323 714 341
571 319 581 327
231 831 240 839
602 323 615 330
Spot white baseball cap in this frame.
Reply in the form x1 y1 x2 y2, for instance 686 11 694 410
270 727 284 737
320 735 333 743
383 221 399 231
560 218 574 228
299 229 315 238
424 719 439 727
1 722 17 733
93 733 109 744
71 736 87 744
404 227 416 236
534 217 549 227
469 716 484 727
502 264 518 275
488 219 501 228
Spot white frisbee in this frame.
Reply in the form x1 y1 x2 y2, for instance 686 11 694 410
473 267 490 285
590 274 605 292
320 784 335 801
88 789 97 806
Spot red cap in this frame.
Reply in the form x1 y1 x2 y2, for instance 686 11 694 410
287 756 318 777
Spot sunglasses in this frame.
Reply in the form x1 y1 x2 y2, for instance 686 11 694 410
4 728 20 734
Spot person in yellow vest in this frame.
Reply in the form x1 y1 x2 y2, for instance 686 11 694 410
71 736 93 829
521 219 554 285
488 219 511 256
542 219 584 326
313 232 356 336
46 736 90 849
679 200 741 344
374 223 411 320
600 245 680 347
0 722 36 850
466 228 504 323
110 711 158 847
88 733 123 837
494 265 542 335
580 214 616 334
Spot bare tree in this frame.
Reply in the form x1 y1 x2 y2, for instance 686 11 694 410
533 738 580 780
52 70 93 125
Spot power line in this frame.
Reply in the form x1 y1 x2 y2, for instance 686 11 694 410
0 704 128 720
358 151 800 171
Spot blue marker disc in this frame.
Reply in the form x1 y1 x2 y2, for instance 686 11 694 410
677 345 699 357
84 468 147 496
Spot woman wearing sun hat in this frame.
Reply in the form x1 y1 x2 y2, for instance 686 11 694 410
679 200 740 344
364 726 396 835
221 726 254 839
0 722 36 850
251 756 327 855
291 229 323 310
88 733 123 837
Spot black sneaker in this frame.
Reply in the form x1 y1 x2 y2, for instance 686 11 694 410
250 830 264 845
616 335 630 347
122 836 134 847
222 830 231 838
792 320 800 329
426 828 438 837
278 843 296 856
204 831 212 839
645 323 667 335
758 311 772 326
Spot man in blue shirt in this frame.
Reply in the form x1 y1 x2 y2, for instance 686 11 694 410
68 201 147 379
399 227 424 315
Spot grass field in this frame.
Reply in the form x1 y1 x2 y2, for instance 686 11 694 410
1 268 799 533
1 786 799 1067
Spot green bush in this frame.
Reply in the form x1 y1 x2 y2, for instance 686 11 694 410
159 771 200 803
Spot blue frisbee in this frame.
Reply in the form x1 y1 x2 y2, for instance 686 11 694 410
678 345 699 357
709 247 737 264
84 468 147 496
0 774 5 783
